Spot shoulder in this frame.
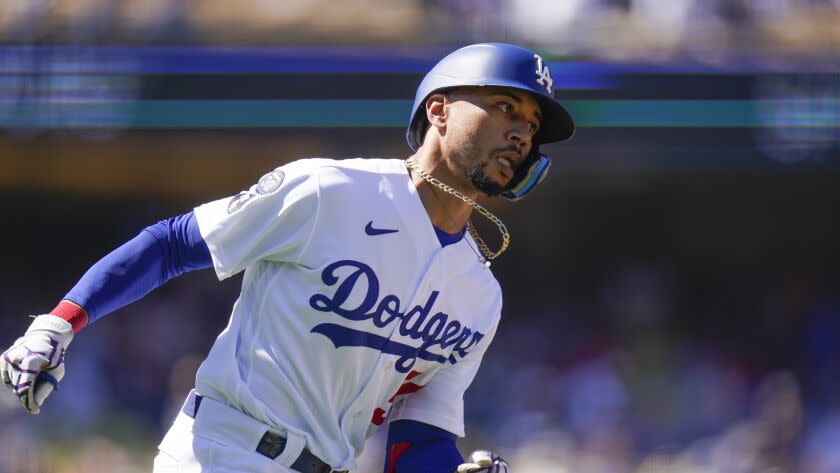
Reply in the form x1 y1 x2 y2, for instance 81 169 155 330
462 236 505 301
285 157 408 195
448 251 504 329
475 261 504 326
282 157 405 179
484 273 503 321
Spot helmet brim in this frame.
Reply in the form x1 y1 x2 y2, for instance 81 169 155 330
473 79 576 145
532 93 576 144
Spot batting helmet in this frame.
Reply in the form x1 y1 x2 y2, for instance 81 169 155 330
406 43 575 201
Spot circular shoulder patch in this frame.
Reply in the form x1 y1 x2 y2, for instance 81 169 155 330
256 169 285 195
227 191 254 214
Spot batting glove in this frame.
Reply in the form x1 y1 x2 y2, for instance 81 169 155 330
0 314 74 414
456 450 510 473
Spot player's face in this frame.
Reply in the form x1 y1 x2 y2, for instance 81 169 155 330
444 87 542 196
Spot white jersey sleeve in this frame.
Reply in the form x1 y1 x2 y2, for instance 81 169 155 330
193 161 321 280
387 321 499 437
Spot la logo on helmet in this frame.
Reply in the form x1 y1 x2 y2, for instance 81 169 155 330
534 54 553 95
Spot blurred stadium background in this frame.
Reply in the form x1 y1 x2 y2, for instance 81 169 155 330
1 0 839 472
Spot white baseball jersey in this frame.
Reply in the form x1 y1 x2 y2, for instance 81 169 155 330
192 158 502 471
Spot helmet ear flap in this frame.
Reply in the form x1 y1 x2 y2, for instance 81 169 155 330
501 146 551 201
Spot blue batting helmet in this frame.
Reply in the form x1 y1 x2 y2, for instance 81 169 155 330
406 43 575 201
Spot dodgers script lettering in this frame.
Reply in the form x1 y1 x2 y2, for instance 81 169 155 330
309 260 484 372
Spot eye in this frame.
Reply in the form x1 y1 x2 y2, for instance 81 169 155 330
496 102 513 114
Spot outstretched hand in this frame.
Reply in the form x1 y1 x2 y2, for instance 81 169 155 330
0 314 74 414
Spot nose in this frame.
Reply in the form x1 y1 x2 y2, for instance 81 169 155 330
506 123 532 156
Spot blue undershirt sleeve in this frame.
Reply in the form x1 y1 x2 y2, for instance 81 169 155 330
384 419 463 473
63 211 212 323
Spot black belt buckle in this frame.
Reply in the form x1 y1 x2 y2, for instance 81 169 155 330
256 431 288 460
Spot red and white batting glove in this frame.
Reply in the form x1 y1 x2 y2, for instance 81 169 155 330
456 450 510 473
0 314 74 414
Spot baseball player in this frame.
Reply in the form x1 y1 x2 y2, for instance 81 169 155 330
0 43 574 473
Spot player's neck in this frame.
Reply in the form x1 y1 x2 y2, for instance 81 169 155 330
406 153 476 234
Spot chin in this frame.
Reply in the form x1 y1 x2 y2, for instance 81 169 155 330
467 168 506 197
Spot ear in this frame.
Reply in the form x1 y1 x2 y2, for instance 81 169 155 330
425 93 448 130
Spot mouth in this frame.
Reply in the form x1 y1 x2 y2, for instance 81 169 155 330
494 151 520 179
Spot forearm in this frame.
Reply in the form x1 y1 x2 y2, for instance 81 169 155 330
56 211 212 332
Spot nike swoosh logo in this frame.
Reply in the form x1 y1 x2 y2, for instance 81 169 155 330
365 221 399 236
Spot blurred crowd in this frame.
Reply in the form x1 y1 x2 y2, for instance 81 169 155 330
1 252 839 473
461 265 840 473
0 0 838 59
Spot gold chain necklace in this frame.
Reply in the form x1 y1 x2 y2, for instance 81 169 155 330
406 158 510 264
422 170 490 268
